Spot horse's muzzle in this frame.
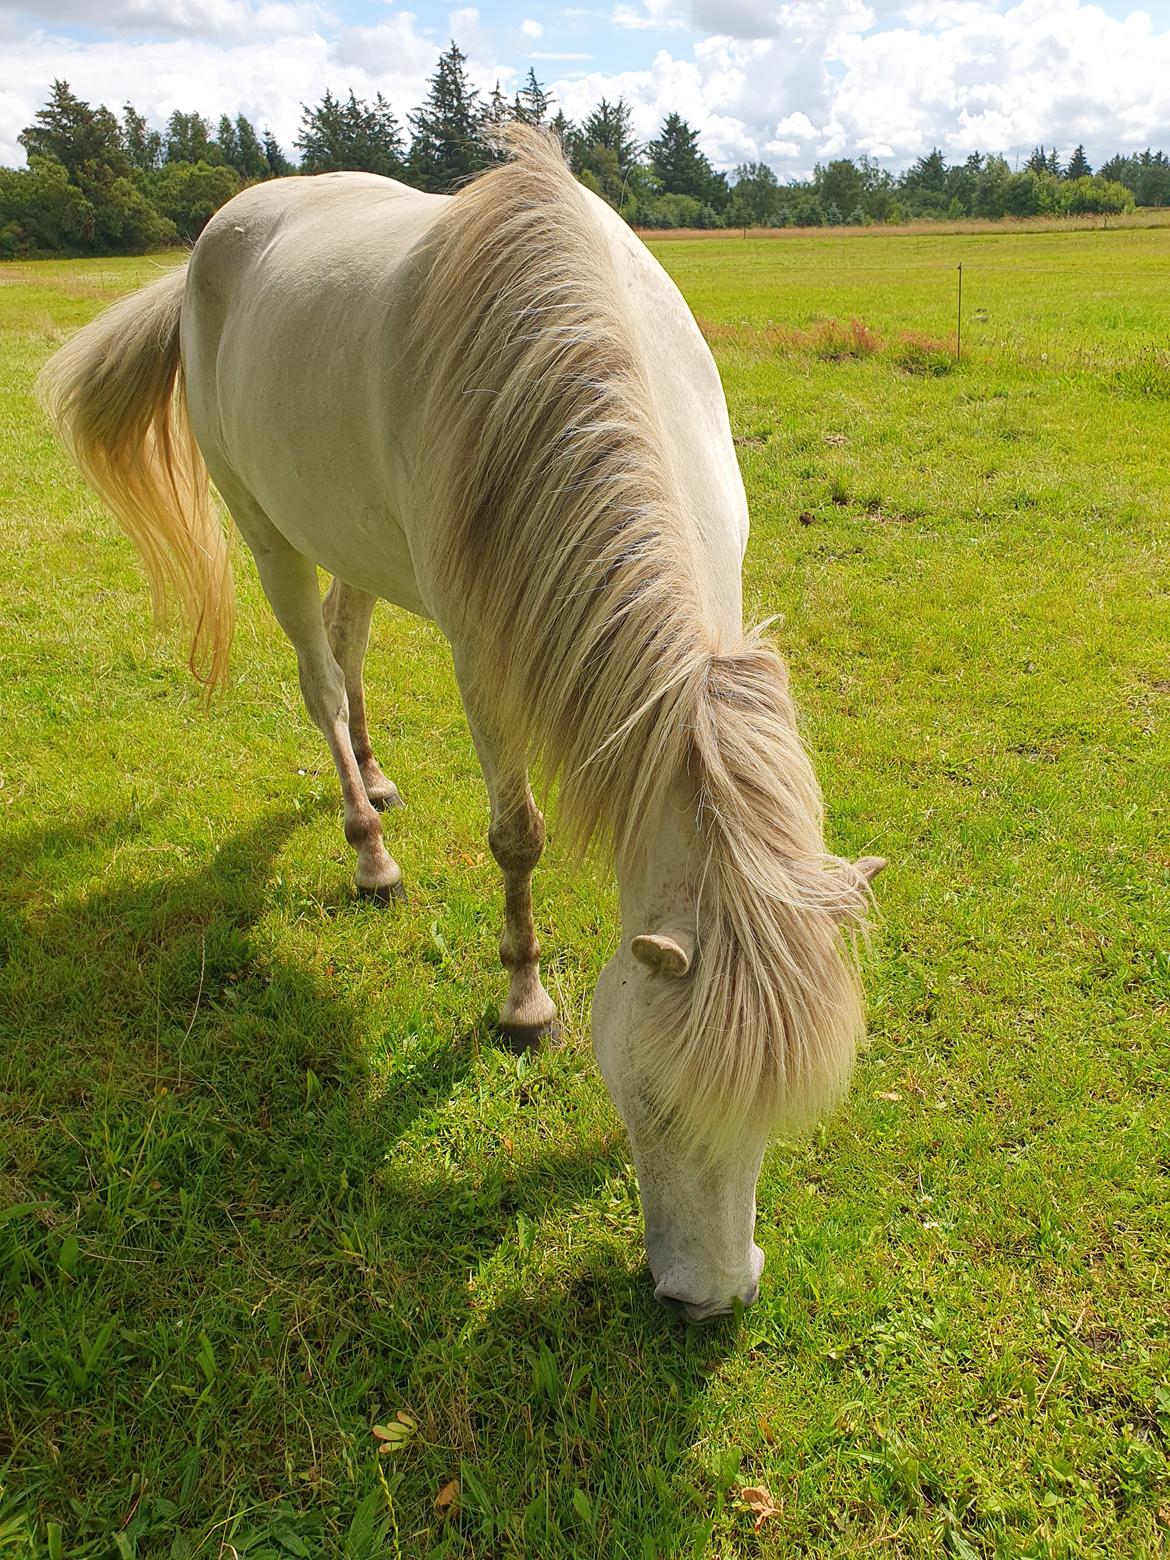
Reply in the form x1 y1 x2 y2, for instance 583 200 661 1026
656 1278 760 1323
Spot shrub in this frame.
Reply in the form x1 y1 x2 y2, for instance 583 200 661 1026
1058 175 1135 216
0 157 94 256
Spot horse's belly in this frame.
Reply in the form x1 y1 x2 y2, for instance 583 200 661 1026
197 424 429 617
249 480 428 617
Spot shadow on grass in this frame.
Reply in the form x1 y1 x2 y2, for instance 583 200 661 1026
0 803 729 1559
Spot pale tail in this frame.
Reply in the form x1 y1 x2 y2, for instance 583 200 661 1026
37 266 234 689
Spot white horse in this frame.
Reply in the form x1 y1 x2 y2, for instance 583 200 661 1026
40 128 883 1321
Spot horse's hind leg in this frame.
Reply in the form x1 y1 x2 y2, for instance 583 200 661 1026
460 682 559 1048
241 523 405 902
322 578 403 811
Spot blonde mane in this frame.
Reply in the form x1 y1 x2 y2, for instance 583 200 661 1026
411 127 869 1153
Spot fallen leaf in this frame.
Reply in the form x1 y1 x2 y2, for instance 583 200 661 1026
740 1484 782 1530
758 1415 775 1444
435 1479 460 1514
874 1090 903 1102
372 1418 417 1454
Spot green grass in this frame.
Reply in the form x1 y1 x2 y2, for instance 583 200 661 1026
1 226 1167 1559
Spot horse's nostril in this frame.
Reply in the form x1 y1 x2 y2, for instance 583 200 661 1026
657 1292 692 1320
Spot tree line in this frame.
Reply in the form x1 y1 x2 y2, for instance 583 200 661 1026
2 42 1167 258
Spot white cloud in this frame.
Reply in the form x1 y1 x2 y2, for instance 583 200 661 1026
553 0 1170 173
520 17 543 37
1 0 1168 177
0 0 323 40
611 0 687 29
0 8 479 165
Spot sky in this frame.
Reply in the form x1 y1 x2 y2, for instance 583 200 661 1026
2 0 1169 178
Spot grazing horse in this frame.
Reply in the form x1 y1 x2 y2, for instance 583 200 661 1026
39 127 883 1321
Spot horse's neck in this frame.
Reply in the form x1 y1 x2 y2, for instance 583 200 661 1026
615 771 700 937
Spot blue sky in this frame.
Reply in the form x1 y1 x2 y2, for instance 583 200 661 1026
3 0 1169 174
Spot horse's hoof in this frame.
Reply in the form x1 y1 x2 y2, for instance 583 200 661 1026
496 1018 562 1053
369 786 405 812
356 879 407 906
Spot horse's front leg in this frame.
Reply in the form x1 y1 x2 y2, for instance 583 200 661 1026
460 687 559 1049
322 577 403 811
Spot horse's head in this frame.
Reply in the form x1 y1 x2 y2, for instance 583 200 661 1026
589 639 885 1320
592 844 883 1322
592 928 767 1320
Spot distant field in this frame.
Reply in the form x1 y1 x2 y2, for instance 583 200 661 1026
639 207 1170 242
1 223 1167 1558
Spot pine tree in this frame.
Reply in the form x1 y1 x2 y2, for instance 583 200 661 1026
216 115 239 170
580 97 639 179
20 81 127 183
122 103 161 172
1065 144 1091 179
262 129 293 177
297 91 404 177
234 116 269 180
647 112 715 200
548 109 581 169
905 147 948 191
18 82 171 254
296 90 345 169
1025 144 1055 175
408 41 489 192
514 68 553 126
165 111 214 165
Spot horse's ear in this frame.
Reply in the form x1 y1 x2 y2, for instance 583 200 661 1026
855 855 886 884
631 925 695 978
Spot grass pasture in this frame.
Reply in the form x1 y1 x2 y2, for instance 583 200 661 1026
1 223 1168 1558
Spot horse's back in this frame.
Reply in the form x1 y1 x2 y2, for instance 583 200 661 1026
182 174 446 609
180 166 745 629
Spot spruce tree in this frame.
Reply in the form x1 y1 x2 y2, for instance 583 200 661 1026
20 81 127 183
165 111 214 165
216 115 239 169
262 129 293 177
580 97 639 179
1024 144 1062 176
297 91 403 177
234 115 269 180
122 103 161 172
514 68 553 126
296 90 345 170
1065 144 1091 179
408 41 489 192
483 81 512 133
548 109 582 169
647 112 715 200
